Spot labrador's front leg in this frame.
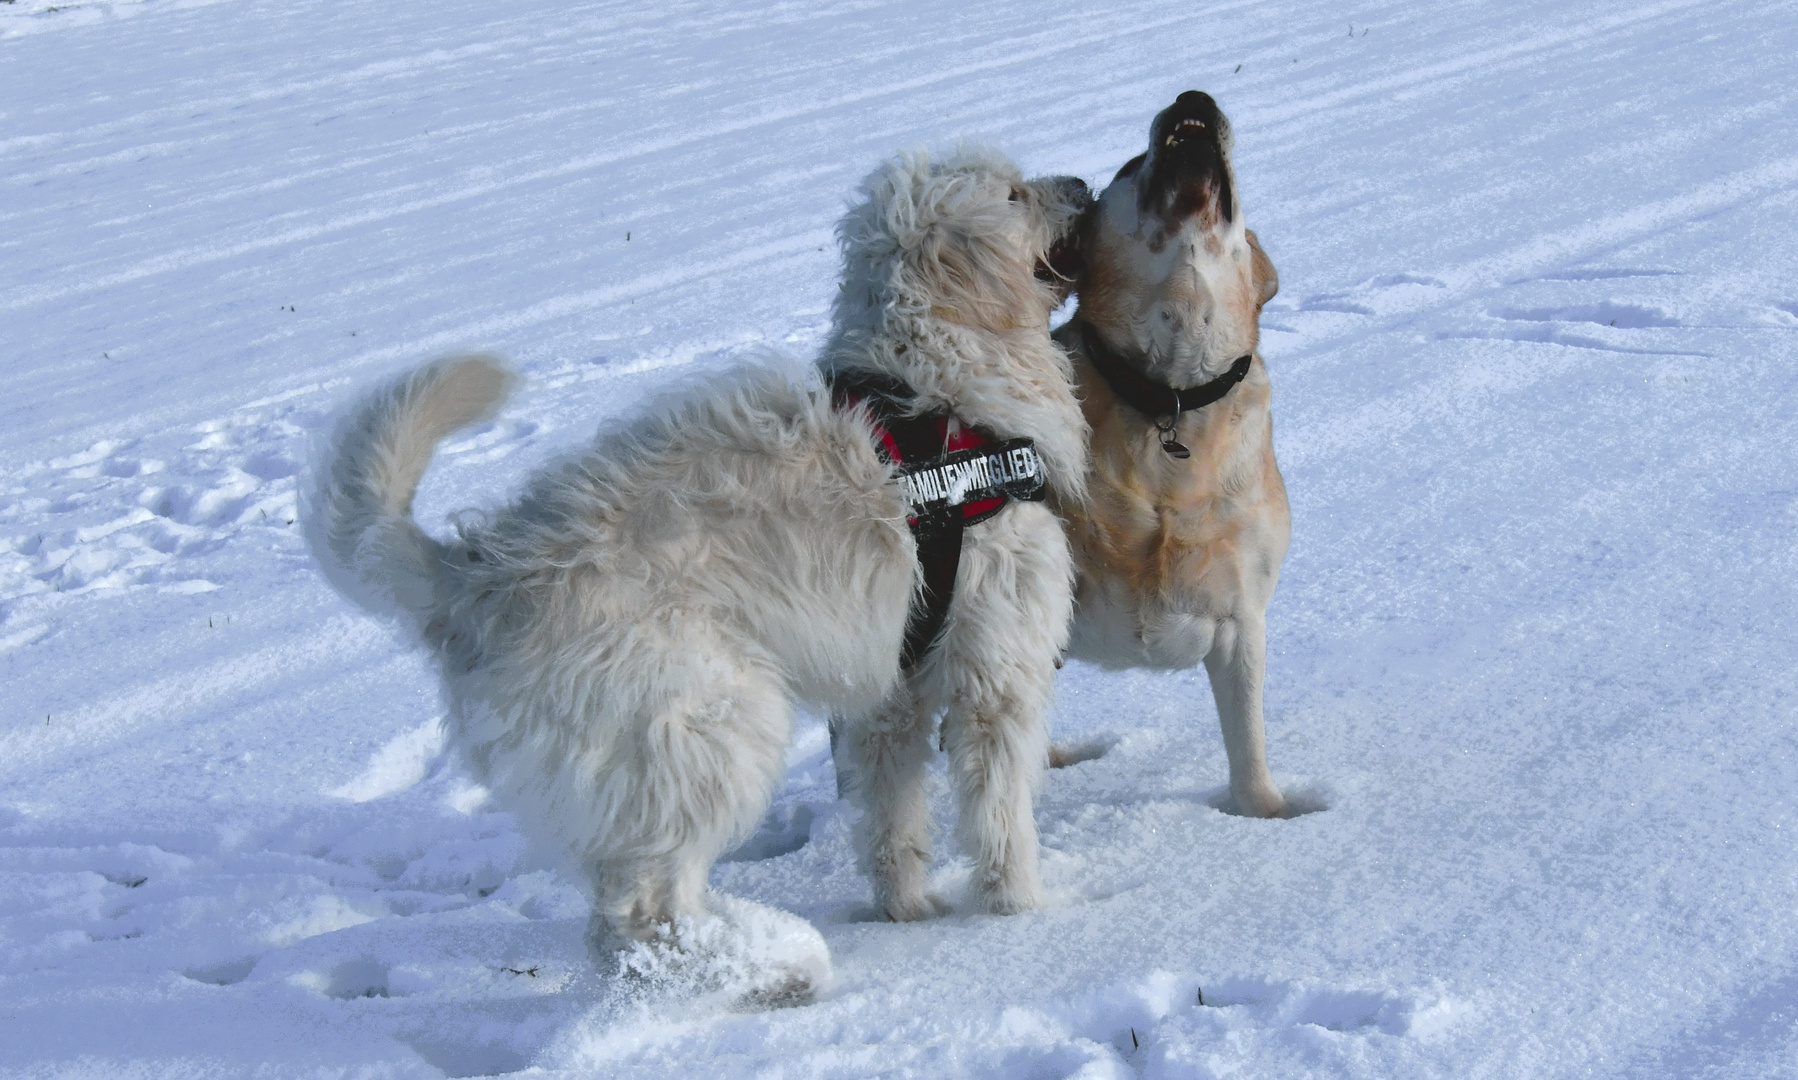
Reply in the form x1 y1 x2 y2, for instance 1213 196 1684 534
1206 614 1285 818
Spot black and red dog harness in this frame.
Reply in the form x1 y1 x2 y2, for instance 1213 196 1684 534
829 370 1048 670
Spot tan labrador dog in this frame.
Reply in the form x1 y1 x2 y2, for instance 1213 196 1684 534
1054 91 1288 817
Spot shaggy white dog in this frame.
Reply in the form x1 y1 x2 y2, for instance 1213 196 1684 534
309 147 1090 1002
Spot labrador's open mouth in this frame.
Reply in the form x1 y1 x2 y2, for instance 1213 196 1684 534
1140 90 1234 224
1164 115 1211 148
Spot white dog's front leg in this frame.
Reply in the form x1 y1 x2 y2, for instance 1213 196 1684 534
842 688 940 922
933 503 1070 915
942 681 1050 915
1205 615 1285 817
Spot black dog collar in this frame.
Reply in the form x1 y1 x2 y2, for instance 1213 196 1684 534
1074 318 1252 458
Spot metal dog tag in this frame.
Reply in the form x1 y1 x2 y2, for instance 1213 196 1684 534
1156 413 1190 458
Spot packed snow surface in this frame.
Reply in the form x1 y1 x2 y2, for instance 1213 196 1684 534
4 0 1798 1076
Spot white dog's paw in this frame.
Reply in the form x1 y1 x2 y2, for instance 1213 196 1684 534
880 891 950 923
600 893 832 1010
977 870 1045 917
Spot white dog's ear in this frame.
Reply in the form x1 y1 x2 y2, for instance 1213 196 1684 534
1246 229 1279 309
913 221 975 312
912 217 1038 331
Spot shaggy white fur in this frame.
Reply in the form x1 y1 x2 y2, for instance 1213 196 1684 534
309 147 1090 1000
823 149 1090 921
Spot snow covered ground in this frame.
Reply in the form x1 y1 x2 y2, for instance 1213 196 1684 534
5 0 1798 1075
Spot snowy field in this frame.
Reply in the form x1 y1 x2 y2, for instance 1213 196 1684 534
5 0 1798 1075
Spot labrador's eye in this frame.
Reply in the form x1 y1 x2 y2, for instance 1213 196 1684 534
1009 185 1026 202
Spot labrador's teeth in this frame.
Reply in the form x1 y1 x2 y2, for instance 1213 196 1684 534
1165 135 1176 146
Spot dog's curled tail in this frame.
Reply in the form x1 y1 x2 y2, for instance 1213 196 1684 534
308 355 514 627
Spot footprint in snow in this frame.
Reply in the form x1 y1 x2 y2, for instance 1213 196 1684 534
1009 971 1464 1077
1048 740 1109 769
1366 272 1447 289
1531 266 1681 282
1263 273 1443 329
1197 975 1459 1037
1292 292 1376 315
405 1034 529 1079
722 801 818 862
183 956 259 986
1492 300 1681 328
4 411 303 597
316 959 397 1000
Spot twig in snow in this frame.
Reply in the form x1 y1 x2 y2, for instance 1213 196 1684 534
502 966 540 978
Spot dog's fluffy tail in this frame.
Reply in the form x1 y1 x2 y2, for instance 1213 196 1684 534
308 355 514 627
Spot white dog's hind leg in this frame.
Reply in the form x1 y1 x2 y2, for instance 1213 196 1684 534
596 850 713 943
1205 615 1285 818
582 657 832 1004
591 672 790 939
841 686 940 922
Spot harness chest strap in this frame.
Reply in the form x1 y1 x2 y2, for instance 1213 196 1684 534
828 371 1047 670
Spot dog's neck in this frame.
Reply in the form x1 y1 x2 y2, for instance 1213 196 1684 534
822 308 1088 506
1071 317 1253 455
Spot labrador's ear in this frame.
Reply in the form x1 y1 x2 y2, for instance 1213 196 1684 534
1246 229 1279 309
